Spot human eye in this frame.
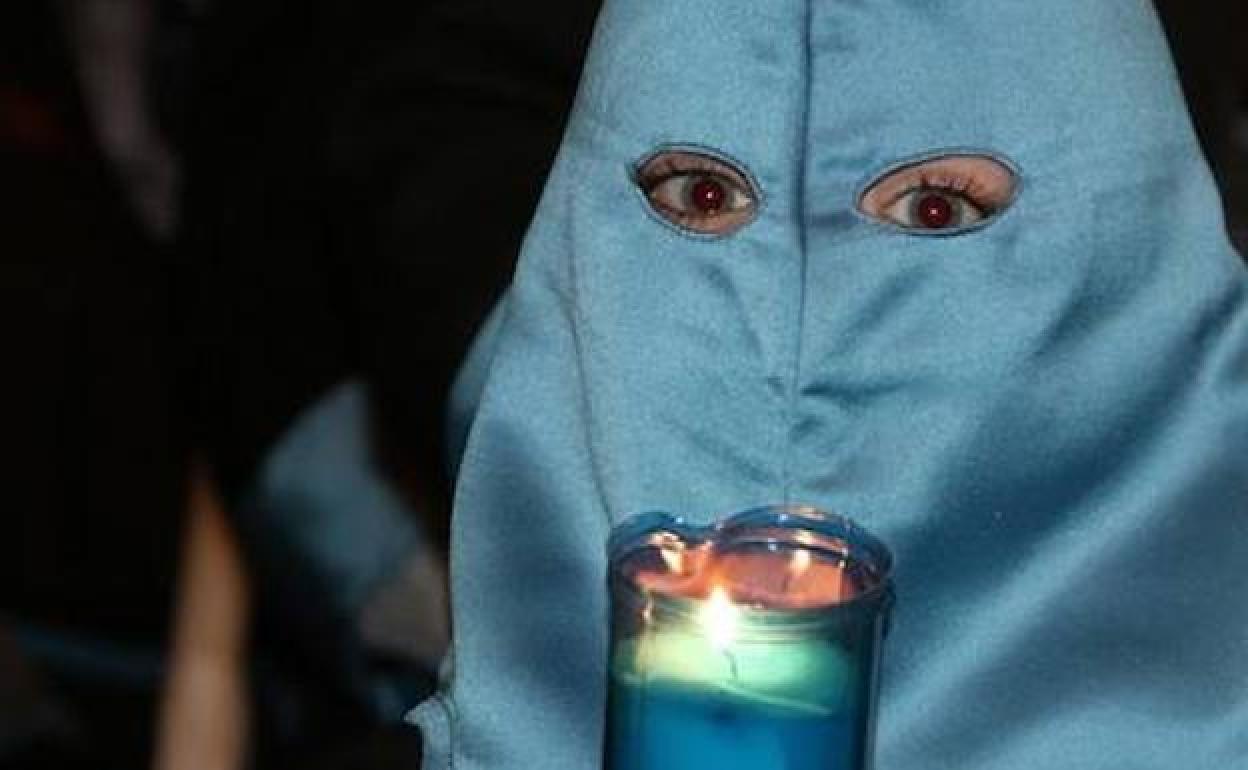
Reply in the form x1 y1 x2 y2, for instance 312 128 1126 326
636 150 758 236
859 154 1018 233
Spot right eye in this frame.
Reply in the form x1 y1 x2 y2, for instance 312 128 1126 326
636 150 758 236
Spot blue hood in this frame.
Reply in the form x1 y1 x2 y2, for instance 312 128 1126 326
413 0 1248 767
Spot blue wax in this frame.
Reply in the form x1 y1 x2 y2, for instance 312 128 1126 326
606 675 863 770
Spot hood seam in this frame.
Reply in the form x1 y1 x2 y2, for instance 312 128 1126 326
783 0 815 505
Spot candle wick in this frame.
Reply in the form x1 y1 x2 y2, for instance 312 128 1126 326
723 648 740 681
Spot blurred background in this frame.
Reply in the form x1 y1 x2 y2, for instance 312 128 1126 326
0 1 1244 768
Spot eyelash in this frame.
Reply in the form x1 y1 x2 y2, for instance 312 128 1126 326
892 172 992 210
637 157 744 194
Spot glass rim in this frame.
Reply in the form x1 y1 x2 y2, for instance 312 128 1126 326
608 504 895 629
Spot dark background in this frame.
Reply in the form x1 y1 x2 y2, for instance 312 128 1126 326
0 1 1244 767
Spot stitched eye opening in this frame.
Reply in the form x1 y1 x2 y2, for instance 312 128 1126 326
635 148 760 236
858 153 1019 235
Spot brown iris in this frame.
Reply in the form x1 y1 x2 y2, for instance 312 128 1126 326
637 150 758 235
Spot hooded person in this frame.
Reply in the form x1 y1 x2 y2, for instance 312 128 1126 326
409 0 1248 767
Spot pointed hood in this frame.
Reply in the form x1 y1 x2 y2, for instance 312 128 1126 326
414 1 1248 767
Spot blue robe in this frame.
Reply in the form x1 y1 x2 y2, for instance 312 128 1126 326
411 0 1248 767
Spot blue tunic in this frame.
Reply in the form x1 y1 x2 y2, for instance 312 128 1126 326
411 0 1248 767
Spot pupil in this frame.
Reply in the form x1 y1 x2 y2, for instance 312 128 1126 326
690 177 727 213
916 193 955 229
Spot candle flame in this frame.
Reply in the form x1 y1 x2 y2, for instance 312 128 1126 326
648 532 688 575
789 548 812 578
698 585 740 651
659 543 684 574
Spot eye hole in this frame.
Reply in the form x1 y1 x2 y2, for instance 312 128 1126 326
859 154 1018 233
636 150 758 236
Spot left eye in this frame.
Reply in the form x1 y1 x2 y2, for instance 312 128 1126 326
858 154 1018 234
883 188 986 230
636 150 758 235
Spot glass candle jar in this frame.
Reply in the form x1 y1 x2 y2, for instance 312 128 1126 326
605 505 894 770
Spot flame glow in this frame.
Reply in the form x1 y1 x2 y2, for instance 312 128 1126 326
698 585 740 651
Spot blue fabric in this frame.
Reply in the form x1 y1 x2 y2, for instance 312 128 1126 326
414 0 1248 767
242 381 421 621
242 381 444 716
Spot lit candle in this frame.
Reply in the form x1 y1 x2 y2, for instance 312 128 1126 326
605 507 893 770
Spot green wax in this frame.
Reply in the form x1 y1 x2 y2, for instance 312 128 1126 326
614 628 853 715
606 631 862 770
